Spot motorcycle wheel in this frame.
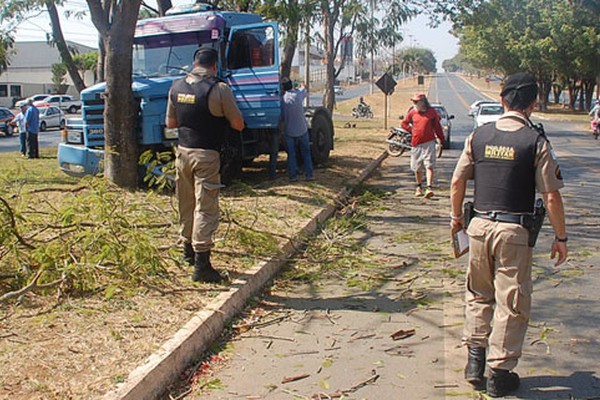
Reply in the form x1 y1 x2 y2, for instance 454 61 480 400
387 142 405 157
367 110 373 119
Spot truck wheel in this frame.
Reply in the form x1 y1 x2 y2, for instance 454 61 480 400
310 111 333 165
220 129 243 185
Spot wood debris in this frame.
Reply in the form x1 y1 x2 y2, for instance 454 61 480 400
390 328 416 341
282 373 311 384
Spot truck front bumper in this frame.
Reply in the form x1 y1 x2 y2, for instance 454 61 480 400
58 143 104 177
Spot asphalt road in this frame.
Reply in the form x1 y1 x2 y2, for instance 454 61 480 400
0 112 76 153
182 73 600 399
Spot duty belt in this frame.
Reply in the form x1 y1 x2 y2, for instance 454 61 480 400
474 211 533 226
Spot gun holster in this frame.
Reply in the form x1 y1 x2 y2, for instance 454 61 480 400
463 202 475 229
526 198 546 247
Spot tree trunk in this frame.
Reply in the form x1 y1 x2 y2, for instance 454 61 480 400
280 24 298 79
279 0 299 79
46 0 87 92
104 31 139 189
322 5 335 113
85 0 143 189
582 78 595 111
97 37 105 82
157 0 172 16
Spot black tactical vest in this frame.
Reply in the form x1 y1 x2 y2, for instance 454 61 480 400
471 123 542 213
170 76 227 151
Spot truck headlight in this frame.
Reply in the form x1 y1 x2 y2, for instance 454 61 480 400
163 127 178 140
66 130 83 144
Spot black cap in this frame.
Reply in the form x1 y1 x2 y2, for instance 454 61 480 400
281 77 293 91
193 46 218 65
500 72 537 97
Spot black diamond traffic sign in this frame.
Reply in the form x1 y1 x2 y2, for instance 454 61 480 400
375 72 397 95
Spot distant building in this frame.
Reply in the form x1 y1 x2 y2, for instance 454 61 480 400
0 41 97 107
293 43 326 84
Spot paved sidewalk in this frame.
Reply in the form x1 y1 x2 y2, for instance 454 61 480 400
195 149 600 399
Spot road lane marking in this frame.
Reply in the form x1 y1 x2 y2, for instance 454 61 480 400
456 75 498 101
444 74 472 111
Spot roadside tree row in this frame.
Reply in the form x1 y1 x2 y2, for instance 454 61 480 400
437 0 600 111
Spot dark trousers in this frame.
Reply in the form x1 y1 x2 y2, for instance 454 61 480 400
27 132 39 158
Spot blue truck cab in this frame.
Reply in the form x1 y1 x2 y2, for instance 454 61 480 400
58 3 334 182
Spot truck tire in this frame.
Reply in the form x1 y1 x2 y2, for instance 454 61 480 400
220 128 243 185
309 109 333 165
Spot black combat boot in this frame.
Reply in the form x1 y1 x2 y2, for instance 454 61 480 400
183 242 194 266
464 347 486 390
487 368 520 397
192 251 223 283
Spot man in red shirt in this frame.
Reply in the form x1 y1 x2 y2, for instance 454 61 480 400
401 93 445 198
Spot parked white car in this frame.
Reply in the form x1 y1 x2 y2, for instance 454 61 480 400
38 106 66 131
334 85 344 95
468 99 499 117
34 95 81 114
473 103 504 129
15 94 48 108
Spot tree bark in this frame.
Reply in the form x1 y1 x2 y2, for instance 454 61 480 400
322 3 336 113
97 37 105 82
46 0 87 92
157 0 172 16
280 24 298 79
87 0 142 189
279 0 299 79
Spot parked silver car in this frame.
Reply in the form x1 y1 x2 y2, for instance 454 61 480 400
431 103 455 149
38 106 66 131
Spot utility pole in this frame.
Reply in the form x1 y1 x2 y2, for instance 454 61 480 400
370 0 374 95
305 23 311 107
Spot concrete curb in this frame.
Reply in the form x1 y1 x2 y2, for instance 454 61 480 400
102 150 389 400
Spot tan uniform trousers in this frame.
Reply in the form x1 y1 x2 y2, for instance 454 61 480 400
463 217 533 370
176 146 221 253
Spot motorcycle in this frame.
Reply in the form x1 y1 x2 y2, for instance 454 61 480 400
592 119 599 140
352 103 373 119
386 126 443 158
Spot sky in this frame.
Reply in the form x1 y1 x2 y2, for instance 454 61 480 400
13 1 459 70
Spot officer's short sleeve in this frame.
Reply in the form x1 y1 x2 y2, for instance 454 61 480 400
208 82 243 124
452 133 475 181
535 139 564 193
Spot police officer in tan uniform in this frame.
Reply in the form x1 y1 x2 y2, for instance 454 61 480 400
166 47 244 283
450 72 568 397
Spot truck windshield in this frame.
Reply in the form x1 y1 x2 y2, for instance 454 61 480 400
133 33 206 78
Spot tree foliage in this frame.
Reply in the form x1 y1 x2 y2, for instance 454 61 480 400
319 0 416 112
51 62 67 93
430 0 600 110
395 47 437 75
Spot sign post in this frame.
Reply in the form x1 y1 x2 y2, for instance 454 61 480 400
375 73 397 129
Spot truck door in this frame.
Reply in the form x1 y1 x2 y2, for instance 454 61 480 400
225 23 280 129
